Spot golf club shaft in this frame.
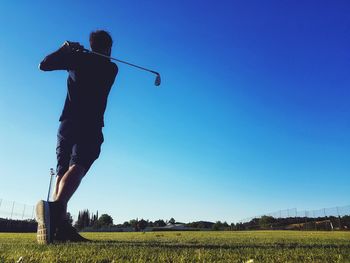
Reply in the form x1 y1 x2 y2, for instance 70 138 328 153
47 168 55 201
84 49 159 76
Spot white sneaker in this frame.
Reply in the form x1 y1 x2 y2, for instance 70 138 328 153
35 200 52 244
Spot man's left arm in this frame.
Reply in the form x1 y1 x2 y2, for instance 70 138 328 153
39 42 80 71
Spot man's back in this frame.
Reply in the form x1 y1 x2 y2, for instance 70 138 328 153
61 52 118 126
40 49 118 126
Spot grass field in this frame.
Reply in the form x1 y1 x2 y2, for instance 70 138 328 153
0 231 349 262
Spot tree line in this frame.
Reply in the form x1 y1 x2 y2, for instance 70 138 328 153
74 211 350 231
1 212 349 232
0 218 36 232
235 215 350 231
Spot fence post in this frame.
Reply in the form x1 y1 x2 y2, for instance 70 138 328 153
336 207 341 230
313 211 317 230
31 206 35 219
304 211 308 230
10 201 15 219
22 204 26 220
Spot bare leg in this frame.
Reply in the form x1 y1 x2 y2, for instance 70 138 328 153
52 176 62 201
53 164 86 220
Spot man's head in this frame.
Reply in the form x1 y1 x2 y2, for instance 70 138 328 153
89 30 113 56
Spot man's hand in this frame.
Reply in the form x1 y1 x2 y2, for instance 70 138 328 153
39 41 84 71
61 41 85 52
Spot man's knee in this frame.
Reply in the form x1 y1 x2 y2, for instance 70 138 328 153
68 164 87 178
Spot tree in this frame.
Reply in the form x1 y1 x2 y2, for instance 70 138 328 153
138 219 148 230
212 221 229 231
129 219 139 231
98 214 113 226
82 209 90 228
122 221 131 227
212 221 222 231
90 211 98 227
74 210 91 230
66 212 73 226
259 216 275 229
168 218 176 225
154 219 166 227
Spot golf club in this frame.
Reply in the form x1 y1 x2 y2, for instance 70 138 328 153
87 50 161 87
65 41 161 86
47 168 55 202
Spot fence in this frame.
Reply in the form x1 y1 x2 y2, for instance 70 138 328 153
1 197 350 229
237 205 350 230
0 199 35 220
0 198 79 222
239 205 350 223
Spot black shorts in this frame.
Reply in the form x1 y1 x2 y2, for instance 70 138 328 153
56 119 104 176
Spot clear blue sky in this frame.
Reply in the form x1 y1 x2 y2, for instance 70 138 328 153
0 1 349 223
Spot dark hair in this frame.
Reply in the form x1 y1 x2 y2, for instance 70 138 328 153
89 30 113 55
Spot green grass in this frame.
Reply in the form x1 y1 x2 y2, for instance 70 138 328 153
0 231 349 262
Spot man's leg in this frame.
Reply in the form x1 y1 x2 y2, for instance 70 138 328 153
53 120 74 202
54 164 86 220
50 164 91 242
36 121 74 244
51 124 102 242
55 126 103 210
52 176 61 201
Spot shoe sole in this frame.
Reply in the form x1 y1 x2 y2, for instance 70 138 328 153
35 200 51 244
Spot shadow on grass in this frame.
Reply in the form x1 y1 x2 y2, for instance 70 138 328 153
88 240 350 250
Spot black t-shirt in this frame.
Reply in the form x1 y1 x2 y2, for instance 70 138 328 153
39 47 118 127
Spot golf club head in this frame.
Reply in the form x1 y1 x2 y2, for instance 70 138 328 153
155 73 161 86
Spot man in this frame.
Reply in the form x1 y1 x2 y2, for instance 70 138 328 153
36 30 118 244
